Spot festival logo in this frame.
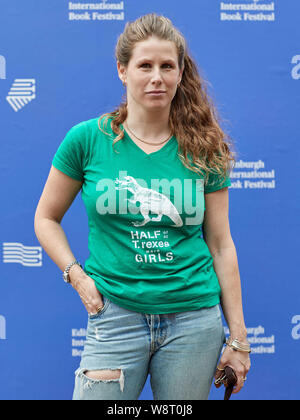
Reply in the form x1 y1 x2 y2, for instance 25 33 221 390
220 0 276 22
230 159 276 189
2 242 42 267
68 0 125 21
0 56 36 111
6 79 36 112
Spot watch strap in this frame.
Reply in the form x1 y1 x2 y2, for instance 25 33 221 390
63 260 82 283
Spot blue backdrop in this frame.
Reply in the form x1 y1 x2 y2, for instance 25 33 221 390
0 0 299 400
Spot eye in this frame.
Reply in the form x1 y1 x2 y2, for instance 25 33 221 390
163 63 173 69
140 63 151 68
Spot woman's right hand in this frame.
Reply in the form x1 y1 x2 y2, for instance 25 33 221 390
69 265 103 315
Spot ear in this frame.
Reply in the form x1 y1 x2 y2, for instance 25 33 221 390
117 61 127 84
179 66 184 84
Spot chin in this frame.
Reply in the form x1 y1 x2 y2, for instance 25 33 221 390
144 100 170 110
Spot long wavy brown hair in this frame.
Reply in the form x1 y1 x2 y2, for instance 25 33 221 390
98 13 235 184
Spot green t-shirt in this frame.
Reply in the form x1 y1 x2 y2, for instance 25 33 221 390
52 116 231 314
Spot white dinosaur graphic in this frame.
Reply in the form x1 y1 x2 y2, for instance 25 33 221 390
115 175 183 227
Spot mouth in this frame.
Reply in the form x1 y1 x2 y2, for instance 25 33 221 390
146 91 166 95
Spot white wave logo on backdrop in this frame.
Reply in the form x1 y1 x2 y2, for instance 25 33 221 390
0 316 6 340
6 79 36 112
2 242 42 267
0 56 36 110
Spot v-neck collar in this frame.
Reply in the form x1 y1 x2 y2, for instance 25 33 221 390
120 123 177 159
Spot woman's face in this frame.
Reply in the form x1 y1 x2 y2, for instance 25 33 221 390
117 36 183 113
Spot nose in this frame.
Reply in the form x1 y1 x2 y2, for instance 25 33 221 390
150 66 163 85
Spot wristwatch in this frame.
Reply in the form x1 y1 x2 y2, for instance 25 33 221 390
63 260 82 283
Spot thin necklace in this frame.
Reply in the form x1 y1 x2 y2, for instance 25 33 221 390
124 121 173 146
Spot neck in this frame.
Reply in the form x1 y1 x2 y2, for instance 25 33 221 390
125 103 171 140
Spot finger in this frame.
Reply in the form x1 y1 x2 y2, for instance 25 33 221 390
79 296 96 314
87 303 102 315
214 365 226 389
232 376 245 394
214 376 223 389
89 297 104 314
215 360 226 373
243 361 251 374
214 373 224 387
81 291 103 308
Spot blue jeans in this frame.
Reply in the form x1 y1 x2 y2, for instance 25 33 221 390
73 295 225 400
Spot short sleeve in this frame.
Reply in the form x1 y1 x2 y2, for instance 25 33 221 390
204 168 231 194
52 122 86 181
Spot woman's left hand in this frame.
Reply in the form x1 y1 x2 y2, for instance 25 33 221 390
214 345 251 394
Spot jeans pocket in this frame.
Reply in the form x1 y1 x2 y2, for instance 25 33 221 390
88 295 111 320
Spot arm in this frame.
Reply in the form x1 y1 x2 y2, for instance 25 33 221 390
34 165 103 314
203 187 251 393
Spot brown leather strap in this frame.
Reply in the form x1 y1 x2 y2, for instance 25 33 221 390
223 366 237 400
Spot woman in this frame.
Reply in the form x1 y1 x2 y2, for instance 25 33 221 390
34 13 250 400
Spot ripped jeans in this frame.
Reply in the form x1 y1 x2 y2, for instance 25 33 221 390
72 295 225 400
